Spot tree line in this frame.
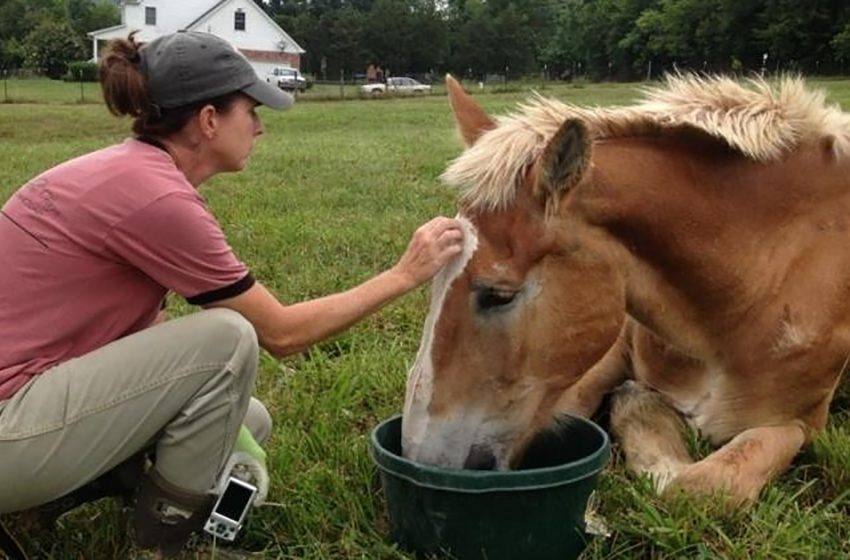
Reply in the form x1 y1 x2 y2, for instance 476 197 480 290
263 0 850 81
0 0 119 78
2 0 849 81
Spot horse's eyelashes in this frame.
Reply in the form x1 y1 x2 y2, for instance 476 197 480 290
475 287 518 312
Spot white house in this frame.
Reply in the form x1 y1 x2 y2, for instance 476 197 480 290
88 0 305 78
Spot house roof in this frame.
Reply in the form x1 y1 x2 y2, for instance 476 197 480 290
184 0 229 30
87 23 128 38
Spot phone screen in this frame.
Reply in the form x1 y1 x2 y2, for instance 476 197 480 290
215 481 253 521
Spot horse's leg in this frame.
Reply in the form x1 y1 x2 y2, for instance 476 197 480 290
666 423 806 504
553 320 633 418
609 380 693 492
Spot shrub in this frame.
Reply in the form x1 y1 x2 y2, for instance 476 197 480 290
23 20 85 79
65 60 98 82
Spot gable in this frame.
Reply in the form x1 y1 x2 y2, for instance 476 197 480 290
91 0 303 55
186 0 304 53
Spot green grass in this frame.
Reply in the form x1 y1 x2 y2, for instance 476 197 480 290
0 76 103 105
2 79 850 559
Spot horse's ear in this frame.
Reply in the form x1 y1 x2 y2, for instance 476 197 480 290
536 118 591 202
446 74 495 146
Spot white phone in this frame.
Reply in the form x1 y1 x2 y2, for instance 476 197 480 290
203 476 258 541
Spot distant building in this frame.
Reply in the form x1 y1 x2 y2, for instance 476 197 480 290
88 0 305 78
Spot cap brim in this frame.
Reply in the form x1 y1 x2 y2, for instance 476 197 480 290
243 79 294 110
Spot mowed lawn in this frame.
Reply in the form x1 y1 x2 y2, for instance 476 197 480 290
1 78 850 559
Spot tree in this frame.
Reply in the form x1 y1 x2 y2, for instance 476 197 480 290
0 0 114 68
832 22 850 65
624 0 726 72
0 37 24 69
490 3 535 76
0 0 64 43
324 5 366 77
68 0 120 57
448 0 496 78
132 0 850 81
520 0 561 76
753 0 845 73
23 19 84 79
544 0 656 80
407 0 449 75
363 0 415 76
274 9 321 75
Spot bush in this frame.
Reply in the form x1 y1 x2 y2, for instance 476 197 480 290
23 20 85 79
0 38 24 70
833 23 850 64
65 60 98 82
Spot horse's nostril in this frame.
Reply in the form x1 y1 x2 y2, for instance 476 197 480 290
463 444 497 470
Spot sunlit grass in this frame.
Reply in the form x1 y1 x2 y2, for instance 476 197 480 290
1 80 849 559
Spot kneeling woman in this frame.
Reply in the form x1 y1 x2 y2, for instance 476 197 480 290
0 31 463 556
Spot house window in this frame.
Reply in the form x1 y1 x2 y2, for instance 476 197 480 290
145 7 156 26
234 10 246 31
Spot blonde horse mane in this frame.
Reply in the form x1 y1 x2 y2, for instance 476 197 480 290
442 74 850 212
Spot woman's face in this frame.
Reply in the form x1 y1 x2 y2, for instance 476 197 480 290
210 95 264 172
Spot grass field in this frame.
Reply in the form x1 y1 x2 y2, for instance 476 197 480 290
2 78 850 559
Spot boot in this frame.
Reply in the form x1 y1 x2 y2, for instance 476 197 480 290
0 519 27 560
133 469 214 558
0 453 146 560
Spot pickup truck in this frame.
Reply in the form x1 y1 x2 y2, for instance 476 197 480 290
266 67 308 92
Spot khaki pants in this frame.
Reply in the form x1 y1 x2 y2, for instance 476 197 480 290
0 308 268 514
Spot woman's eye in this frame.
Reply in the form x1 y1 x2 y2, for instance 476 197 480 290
476 287 518 311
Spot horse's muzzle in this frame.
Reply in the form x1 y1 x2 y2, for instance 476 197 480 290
463 444 497 470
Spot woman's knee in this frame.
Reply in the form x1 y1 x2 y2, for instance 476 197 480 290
197 308 259 381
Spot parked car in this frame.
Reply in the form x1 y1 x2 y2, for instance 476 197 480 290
360 77 432 96
266 66 308 92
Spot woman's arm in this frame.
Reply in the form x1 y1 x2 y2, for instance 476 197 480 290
205 216 464 358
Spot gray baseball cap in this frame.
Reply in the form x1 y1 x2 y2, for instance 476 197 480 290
140 31 293 110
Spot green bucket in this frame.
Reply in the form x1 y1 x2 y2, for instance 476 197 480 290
370 414 610 560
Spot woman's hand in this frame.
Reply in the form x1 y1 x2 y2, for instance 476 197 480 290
391 216 465 289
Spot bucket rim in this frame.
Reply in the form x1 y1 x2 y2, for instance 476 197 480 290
370 414 610 493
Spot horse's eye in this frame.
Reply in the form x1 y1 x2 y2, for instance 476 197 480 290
475 287 518 311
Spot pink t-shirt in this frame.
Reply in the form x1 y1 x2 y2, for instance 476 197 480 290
0 138 253 400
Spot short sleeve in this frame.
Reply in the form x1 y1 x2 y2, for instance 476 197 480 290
104 191 254 304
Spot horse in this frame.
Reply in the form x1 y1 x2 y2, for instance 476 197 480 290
402 74 850 504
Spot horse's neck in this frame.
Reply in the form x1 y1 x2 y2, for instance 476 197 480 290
575 136 850 359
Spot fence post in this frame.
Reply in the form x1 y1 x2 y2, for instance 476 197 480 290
2 69 7 103
340 69 345 99
79 69 84 103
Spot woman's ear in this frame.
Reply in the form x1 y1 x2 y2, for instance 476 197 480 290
197 104 219 139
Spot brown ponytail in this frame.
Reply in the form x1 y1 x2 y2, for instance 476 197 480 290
98 31 242 138
99 31 149 120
